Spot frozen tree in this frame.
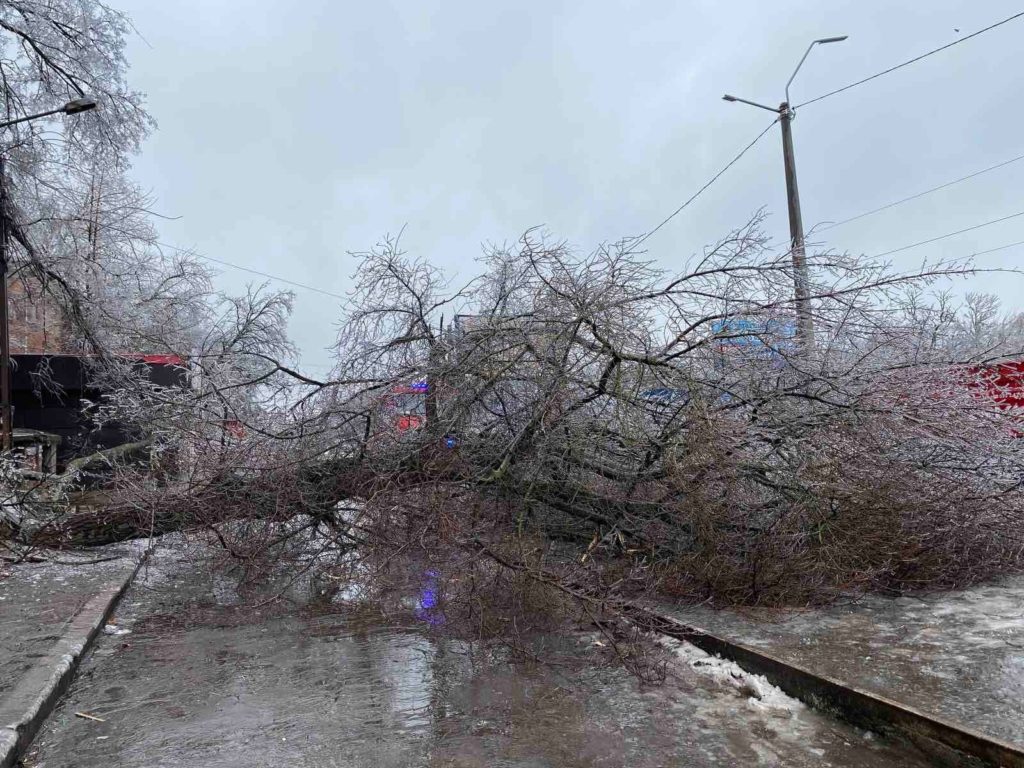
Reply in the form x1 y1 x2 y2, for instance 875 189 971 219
0 2 317 554
32 216 1020 622
3 217 1020 694
2 4 1022 639
0 0 219 359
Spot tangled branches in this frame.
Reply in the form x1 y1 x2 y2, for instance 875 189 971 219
321 217 1024 607
18 216 1024 628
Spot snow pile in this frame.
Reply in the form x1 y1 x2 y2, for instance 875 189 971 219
670 639 804 714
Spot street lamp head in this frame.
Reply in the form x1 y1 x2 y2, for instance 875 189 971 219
815 35 848 44
722 94 738 102
62 97 97 115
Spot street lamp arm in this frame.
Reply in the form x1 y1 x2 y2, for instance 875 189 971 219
722 94 779 113
785 41 817 106
0 98 97 130
785 36 848 106
0 107 65 130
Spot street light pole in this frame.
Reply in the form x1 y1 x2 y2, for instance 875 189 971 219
722 36 847 350
778 101 813 347
0 155 10 452
0 97 97 452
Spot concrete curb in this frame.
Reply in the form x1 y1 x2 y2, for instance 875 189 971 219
0 555 145 768
637 608 1024 768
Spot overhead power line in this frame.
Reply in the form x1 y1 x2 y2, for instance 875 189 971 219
873 209 1024 258
632 117 779 249
970 238 1024 258
817 151 1024 233
156 240 347 300
797 10 1024 109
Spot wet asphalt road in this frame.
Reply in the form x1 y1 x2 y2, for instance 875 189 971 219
25 550 935 768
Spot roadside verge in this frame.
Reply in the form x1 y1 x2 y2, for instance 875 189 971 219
637 607 1024 768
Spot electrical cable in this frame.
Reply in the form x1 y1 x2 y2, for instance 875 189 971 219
872 209 1024 258
970 238 1024 258
796 10 1024 109
631 117 779 249
155 240 347 300
816 151 1024 233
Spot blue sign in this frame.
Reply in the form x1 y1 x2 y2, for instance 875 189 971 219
712 317 796 356
641 387 689 403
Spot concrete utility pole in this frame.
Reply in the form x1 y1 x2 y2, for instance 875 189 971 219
0 97 97 451
778 101 813 346
722 36 847 350
0 156 10 452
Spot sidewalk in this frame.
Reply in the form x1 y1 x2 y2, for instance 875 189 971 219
0 545 145 768
664 574 1024 747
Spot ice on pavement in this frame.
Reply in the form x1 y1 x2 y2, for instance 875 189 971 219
670 638 803 714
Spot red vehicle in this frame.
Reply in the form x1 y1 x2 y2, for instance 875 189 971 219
967 360 1024 410
963 360 1024 438
383 381 428 433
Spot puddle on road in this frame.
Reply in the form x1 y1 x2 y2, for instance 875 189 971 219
28 553 933 768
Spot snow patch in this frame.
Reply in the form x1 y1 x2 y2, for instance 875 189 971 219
669 639 804 714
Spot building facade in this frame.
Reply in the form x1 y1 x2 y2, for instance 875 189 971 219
8 275 72 354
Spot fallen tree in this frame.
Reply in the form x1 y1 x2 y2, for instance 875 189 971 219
10 218 1024 613
0 0 1019 638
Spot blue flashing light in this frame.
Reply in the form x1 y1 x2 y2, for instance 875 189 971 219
415 570 444 626
419 586 437 610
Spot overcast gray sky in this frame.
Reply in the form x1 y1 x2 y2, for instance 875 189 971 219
119 0 1024 373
